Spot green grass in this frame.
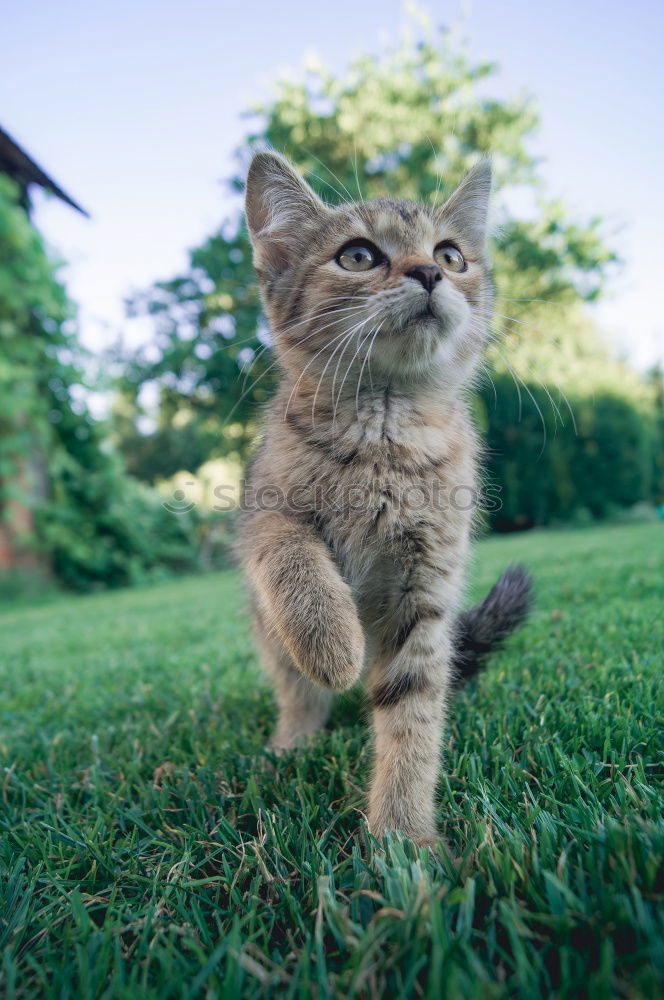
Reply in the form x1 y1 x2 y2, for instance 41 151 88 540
1 522 662 999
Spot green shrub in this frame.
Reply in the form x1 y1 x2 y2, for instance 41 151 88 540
479 375 655 529
0 173 209 592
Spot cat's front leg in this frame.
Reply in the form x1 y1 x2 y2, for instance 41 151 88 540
242 511 365 691
367 609 453 846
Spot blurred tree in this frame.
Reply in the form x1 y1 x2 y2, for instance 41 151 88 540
120 17 657 527
0 174 204 590
647 364 664 506
0 170 76 567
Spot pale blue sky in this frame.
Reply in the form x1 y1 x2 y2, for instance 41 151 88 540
3 0 663 369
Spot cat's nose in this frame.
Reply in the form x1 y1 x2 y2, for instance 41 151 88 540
406 264 443 294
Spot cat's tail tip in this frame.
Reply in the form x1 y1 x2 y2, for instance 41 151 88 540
451 564 533 688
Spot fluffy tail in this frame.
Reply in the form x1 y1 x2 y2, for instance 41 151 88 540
451 564 533 688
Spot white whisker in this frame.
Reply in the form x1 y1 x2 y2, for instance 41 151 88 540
488 320 578 433
302 147 356 206
225 308 365 429
311 328 362 427
334 315 381 419
355 324 383 420
283 324 364 424
492 343 548 456
352 144 364 201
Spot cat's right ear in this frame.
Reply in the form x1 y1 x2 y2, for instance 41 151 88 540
245 152 328 278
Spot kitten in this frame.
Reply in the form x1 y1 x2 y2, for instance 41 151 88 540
237 151 531 846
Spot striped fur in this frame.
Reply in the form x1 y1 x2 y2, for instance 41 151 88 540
237 152 532 846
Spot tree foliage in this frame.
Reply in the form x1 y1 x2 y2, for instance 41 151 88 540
0 175 204 590
119 20 658 528
0 173 72 502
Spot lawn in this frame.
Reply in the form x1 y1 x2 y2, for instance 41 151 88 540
1 522 662 999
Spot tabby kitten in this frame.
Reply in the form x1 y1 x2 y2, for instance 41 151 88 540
237 151 531 846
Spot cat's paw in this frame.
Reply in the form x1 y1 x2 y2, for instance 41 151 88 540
414 832 453 858
287 610 364 691
368 820 452 859
368 811 451 850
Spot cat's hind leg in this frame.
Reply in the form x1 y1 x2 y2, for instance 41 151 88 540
253 619 333 751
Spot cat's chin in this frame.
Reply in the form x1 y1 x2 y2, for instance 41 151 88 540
371 318 463 381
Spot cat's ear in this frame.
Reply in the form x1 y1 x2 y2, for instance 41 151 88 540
245 152 328 278
438 159 492 253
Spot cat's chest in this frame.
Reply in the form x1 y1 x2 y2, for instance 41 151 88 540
314 401 472 534
274 390 475 538
343 394 462 484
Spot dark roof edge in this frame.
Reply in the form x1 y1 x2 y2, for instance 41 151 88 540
0 125 90 217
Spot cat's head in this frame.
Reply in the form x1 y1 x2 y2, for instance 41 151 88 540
245 151 492 393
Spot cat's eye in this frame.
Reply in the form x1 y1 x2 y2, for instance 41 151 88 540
434 244 466 273
337 243 380 272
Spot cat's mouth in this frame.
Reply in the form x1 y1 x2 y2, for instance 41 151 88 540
410 300 441 324
388 297 448 337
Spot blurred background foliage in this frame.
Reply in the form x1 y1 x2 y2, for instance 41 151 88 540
0 175 213 592
1 22 662 591
118 26 662 522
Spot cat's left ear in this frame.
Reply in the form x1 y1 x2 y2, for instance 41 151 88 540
437 159 492 254
245 151 328 279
